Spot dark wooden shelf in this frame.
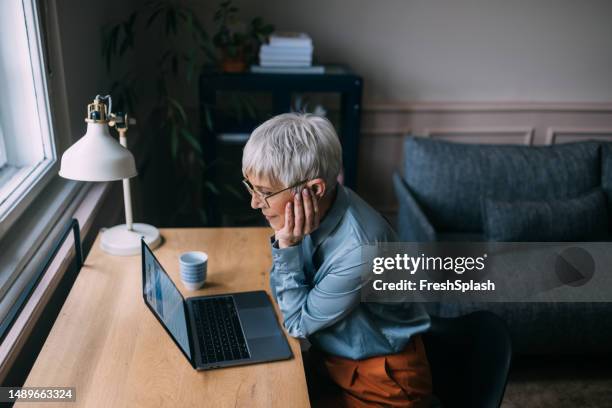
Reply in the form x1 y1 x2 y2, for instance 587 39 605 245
199 64 363 226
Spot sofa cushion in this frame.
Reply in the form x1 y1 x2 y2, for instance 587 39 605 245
479 141 601 204
482 189 608 241
600 143 612 229
393 173 437 241
403 137 601 233
436 232 485 242
402 138 486 232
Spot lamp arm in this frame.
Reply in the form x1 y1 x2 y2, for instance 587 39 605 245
118 129 134 231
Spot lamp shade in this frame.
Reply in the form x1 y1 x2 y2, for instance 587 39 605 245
59 122 137 181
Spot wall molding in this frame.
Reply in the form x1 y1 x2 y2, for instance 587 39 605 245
545 127 612 145
360 127 411 136
363 101 612 113
422 127 535 145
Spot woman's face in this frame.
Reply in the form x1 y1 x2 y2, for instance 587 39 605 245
246 174 293 230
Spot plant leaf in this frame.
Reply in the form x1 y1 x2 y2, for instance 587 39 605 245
224 184 243 199
185 48 196 82
203 105 214 131
191 13 208 41
171 54 178 75
198 208 208 225
166 7 177 35
127 10 138 28
180 128 202 153
170 125 179 159
204 181 220 195
168 97 187 123
160 49 173 64
146 6 164 28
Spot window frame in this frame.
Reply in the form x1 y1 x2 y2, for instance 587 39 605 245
0 0 89 320
0 124 7 168
0 0 74 243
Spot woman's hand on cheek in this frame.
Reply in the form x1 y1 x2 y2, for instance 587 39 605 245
275 188 320 249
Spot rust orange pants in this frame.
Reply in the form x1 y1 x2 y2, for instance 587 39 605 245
313 335 432 407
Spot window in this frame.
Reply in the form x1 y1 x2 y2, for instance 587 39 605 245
0 0 85 343
0 0 59 238
0 123 7 168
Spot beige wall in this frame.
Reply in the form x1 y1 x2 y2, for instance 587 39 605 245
230 0 612 103
53 0 141 143
210 0 612 222
53 1 612 225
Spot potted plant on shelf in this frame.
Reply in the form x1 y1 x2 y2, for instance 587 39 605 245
213 0 274 73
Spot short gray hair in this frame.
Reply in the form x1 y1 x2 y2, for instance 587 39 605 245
242 113 342 190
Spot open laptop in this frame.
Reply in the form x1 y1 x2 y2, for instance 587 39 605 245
141 240 293 370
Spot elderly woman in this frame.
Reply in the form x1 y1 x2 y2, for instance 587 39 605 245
242 113 432 407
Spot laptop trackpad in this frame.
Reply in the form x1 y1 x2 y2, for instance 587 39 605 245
239 307 281 339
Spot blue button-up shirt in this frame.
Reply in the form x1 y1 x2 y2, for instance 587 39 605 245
270 185 430 360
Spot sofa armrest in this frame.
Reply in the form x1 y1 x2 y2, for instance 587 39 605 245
393 172 437 241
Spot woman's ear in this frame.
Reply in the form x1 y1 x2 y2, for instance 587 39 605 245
308 179 326 199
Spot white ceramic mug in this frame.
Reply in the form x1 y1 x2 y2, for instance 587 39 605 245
179 251 208 290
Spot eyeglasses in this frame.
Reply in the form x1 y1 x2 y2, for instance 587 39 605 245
242 178 309 208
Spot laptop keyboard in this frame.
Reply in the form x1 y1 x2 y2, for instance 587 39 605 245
192 296 250 364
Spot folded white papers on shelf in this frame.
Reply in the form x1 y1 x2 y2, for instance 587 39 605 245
259 60 312 67
259 32 315 68
250 65 325 74
260 44 313 55
269 32 313 47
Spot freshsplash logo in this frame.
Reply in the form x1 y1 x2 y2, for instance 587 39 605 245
371 253 488 275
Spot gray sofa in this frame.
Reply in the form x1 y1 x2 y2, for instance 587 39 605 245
393 137 612 354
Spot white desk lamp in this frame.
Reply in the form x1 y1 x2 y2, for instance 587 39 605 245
59 95 161 255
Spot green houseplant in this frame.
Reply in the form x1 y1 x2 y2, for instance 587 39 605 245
102 0 216 226
101 0 271 226
213 0 274 72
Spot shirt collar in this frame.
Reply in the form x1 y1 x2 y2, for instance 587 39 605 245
309 184 349 250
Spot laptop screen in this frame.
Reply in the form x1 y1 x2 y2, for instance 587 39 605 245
142 243 191 360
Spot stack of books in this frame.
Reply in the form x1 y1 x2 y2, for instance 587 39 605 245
251 32 324 74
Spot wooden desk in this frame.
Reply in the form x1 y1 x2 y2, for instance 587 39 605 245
18 228 310 407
